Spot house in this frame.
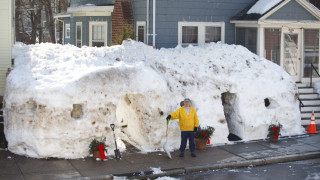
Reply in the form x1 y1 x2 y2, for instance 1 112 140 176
55 0 119 47
0 0 14 95
231 0 320 83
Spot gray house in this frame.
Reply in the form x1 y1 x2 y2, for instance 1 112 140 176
55 0 320 83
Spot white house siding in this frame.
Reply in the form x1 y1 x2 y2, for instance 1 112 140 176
0 0 13 95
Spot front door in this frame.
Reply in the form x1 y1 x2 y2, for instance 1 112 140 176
282 28 301 82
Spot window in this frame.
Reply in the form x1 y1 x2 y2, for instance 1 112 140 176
136 21 146 43
178 22 225 46
304 29 319 77
205 26 221 43
182 26 198 44
89 22 108 47
65 24 70 38
76 22 82 48
264 28 281 65
236 27 257 54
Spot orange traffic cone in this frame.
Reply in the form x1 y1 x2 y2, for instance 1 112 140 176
308 110 318 134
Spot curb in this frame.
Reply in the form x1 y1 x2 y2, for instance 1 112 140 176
127 151 320 179
63 151 320 180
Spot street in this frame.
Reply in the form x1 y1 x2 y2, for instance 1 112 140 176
176 158 320 180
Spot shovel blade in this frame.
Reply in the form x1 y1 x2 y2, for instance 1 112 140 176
163 141 172 159
114 149 121 160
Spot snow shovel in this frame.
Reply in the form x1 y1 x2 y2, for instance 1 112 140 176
110 124 121 160
163 119 172 159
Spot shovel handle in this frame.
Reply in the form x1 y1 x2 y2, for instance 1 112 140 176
166 124 168 137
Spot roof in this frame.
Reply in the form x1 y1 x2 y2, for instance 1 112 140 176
310 0 320 10
231 0 284 21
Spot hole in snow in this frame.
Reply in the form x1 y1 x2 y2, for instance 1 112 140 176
71 104 83 118
221 92 242 141
264 98 270 107
264 98 279 109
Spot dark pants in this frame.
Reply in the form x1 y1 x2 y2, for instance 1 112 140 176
179 131 196 153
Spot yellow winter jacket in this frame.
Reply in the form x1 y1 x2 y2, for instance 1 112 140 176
170 106 199 131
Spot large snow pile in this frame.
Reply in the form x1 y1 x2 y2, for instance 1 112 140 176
4 40 304 158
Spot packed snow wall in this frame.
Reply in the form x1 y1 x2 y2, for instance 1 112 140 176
4 41 304 158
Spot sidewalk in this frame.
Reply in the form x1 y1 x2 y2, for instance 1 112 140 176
0 134 319 180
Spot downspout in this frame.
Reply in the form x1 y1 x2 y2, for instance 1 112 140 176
152 0 156 47
146 0 149 45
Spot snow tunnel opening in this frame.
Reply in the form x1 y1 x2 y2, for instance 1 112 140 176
221 92 242 141
116 94 149 148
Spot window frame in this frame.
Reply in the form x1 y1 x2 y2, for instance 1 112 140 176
76 22 82 47
65 23 70 39
89 21 108 47
205 26 222 44
178 22 225 46
235 27 258 54
136 21 146 44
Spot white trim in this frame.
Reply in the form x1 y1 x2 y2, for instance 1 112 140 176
298 0 320 20
89 21 108 47
62 21 64 44
235 23 259 28
65 23 70 38
68 6 114 13
136 21 146 44
76 22 82 47
178 21 225 46
230 20 258 24
261 0 320 21
54 14 71 18
72 12 112 17
259 20 320 26
258 26 264 56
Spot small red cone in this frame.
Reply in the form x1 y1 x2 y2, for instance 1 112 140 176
308 111 318 134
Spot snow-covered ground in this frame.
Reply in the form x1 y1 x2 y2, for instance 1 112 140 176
4 40 304 158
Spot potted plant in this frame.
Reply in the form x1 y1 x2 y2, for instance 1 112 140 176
267 123 282 142
89 138 107 159
194 126 214 150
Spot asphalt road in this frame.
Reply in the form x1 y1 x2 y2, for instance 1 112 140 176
175 158 320 180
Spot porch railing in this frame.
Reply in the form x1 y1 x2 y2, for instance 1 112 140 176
298 97 304 112
309 63 320 88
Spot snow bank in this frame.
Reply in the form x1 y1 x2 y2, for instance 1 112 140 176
4 40 304 158
247 0 282 14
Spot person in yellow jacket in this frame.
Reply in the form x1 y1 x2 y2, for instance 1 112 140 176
166 98 199 157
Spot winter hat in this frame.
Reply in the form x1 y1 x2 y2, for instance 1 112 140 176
184 98 191 102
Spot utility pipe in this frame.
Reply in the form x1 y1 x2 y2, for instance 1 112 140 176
152 0 156 47
146 0 149 45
